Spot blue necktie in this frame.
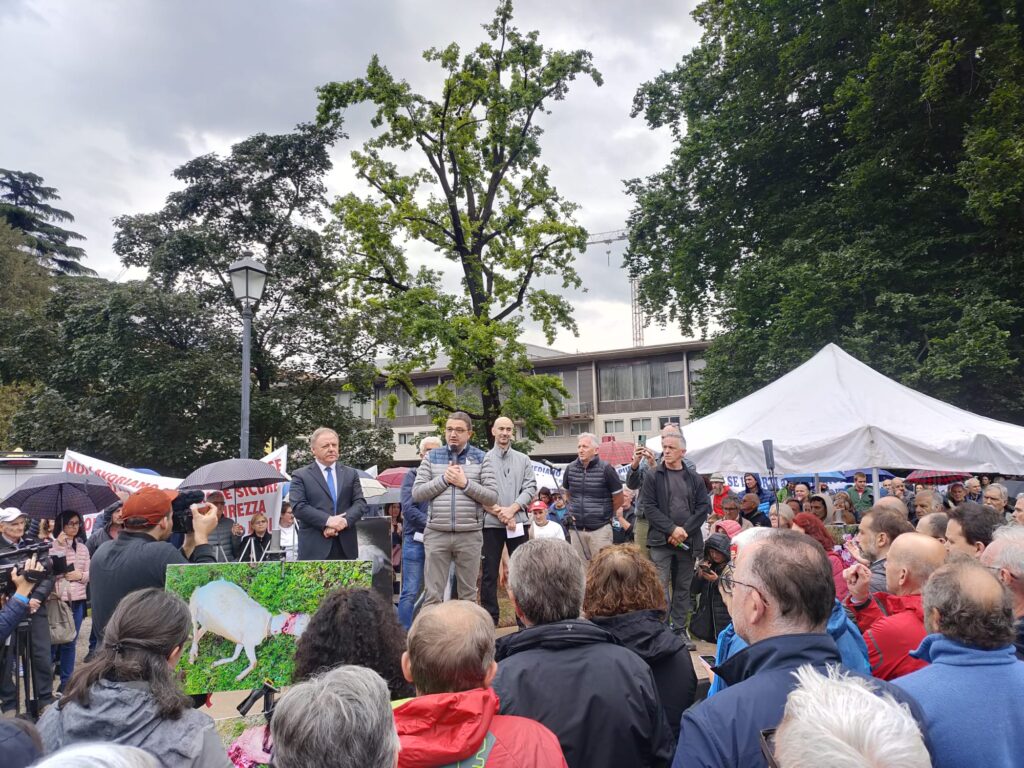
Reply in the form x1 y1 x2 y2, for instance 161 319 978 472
325 466 338 507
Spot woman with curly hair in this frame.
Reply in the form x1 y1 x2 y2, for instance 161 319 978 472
792 512 848 602
583 545 696 739
292 588 413 700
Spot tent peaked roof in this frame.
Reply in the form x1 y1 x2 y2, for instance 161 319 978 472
685 343 1024 474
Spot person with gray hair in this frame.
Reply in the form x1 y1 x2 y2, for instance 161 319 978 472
561 432 624 560
912 489 944 521
674 530 926 768
393 601 567 767
290 426 367 560
893 561 1024 768
980 525 1024 658
32 744 159 768
270 665 400 768
493 539 673 768
397 435 442 628
774 666 930 768
982 481 1010 517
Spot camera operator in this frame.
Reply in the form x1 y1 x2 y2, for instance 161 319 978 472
0 508 56 714
89 487 218 644
0 554 45 643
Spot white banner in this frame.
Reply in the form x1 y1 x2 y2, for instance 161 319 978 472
62 447 289 537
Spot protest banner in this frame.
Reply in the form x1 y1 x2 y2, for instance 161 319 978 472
63 447 289 536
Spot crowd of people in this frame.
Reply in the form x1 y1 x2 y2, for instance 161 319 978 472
1 414 1023 767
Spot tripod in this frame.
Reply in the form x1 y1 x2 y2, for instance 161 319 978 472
0 617 42 719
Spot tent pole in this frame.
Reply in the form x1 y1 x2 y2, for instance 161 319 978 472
813 473 819 495
872 467 880 502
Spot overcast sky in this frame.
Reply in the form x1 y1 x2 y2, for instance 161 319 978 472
1 0 703 353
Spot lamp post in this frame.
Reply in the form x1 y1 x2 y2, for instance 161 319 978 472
228 253 268 459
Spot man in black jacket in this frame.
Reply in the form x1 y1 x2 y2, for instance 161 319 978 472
562 433 623 561
639 433 711 649
493 538 675 768
90 487 218 643
0 509 55 713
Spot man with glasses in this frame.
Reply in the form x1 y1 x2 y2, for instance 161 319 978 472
413 411 498 606
673 529 929 768
639 432 710 650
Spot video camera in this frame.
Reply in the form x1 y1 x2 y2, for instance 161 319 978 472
0 540 72 596
171 490 210 535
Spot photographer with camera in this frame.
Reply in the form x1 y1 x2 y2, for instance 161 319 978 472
0 508 56 714
89 487 218 644
0 554 45 643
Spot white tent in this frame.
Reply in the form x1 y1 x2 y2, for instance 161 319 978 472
679 343 1024 475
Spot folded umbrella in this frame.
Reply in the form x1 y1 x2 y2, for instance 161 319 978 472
1 472 120 520
178 458 288 491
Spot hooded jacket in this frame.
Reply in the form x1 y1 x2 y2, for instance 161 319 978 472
493 619 674 768
688 533 733 644
38 680 229 768
588 609 697 741
674 633 928 768
393 687 567 768
894 635 1024 768
0 719 40 768
850 592 928 680
809 492 841 524
706 600 870 697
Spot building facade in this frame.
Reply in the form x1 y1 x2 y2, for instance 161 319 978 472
338 341 710 464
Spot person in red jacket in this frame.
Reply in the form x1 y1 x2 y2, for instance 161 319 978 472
394 600 567 768
843 531 946 680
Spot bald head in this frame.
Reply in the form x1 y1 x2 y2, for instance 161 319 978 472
923 561 1016 649
405 601 496 695
491 416 515 449
875 495 909 519
885 532 947 595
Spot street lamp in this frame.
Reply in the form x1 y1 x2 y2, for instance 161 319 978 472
228 252 268 459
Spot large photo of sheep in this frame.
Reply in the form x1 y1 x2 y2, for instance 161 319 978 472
166 560 372 694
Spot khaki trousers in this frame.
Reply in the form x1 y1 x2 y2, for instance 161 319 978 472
423 528 483 606
569 523 614 562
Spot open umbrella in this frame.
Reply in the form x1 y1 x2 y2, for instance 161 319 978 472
178 458 288 491
367 488 402 506
1 472 120 520
906 469 972 486
376 466 412 488
596 440 636 466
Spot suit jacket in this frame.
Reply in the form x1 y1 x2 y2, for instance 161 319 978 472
290 461 367 560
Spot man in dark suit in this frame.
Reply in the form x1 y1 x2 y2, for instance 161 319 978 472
290 427 367 560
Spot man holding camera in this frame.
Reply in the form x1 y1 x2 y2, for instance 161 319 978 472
0 508 56 713
89 487 218 643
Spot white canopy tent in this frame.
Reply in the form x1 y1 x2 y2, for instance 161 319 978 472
673 343 1024 475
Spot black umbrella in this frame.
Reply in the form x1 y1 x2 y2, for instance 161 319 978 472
178 458 288 491
1 472 121 520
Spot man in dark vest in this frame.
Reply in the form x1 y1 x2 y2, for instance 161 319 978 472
562 432 623 561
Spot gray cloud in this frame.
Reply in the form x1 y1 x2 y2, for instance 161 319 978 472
1 0 701 349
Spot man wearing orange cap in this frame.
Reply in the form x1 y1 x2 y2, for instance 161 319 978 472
89 487 219 642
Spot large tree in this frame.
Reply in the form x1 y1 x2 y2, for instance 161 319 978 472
626 0 1024 422
316 1 601 444
0 169 93 275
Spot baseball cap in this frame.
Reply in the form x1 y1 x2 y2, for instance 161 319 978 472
0 508 27 524
529 500 548 513
122 487 178 526
710 473 725 483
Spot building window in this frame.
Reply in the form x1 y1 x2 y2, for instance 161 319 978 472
604 419 624 434
599 360 685 402
544 424 566 438
631 417 652 432
397 432 414 445
659 415 681 429
568 421 592 436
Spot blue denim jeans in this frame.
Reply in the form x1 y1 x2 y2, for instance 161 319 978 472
397 535 425 630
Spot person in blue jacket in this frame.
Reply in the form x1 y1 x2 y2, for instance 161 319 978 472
894 560 1024 768
0 555 44 643
397 436 441 629
673 530 929 768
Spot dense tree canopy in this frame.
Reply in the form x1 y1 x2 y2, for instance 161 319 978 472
0 168 92 275
626 0 1024 422
316 0 601 444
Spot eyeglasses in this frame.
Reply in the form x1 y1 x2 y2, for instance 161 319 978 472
444 426 468 434
719 573 770 604
64 520 81 527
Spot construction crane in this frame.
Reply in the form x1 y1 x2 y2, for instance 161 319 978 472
584 229 645 348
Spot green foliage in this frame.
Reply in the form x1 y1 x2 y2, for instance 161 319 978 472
166 560 371 693
627 0 1024 422
0 169 93 275
316 1 599 443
